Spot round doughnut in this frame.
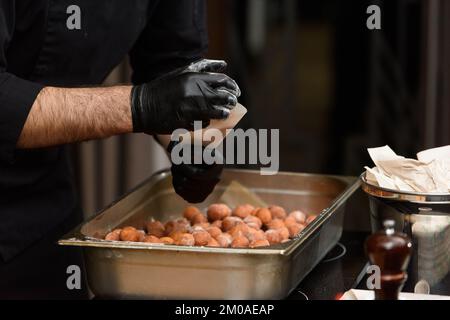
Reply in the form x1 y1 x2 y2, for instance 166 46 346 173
231 236 249 248
232 204 255 219
255 208 272 225
119 226 141 242
183 206 202 221
211 220 223 229
206 238 220 247
266 219 286 230
206 226 222 239
165 219 191 235
159 237 175 245
243 215 262 230
143 235 162 243
192 222 210 230
228 223 250 238
105 229 121 241
284 216 298 228
245 228 266 242
216 233 233 247
278 227 290 241
173 233 195 246
146 220 165 238
222 216 243 232
289 210 307 224
192 230 212 246
288 223 305 238
137 230 146 242
268 205 287 219
265 229 282 245
250 239 270 248
191 213 208 225
207 203 232 221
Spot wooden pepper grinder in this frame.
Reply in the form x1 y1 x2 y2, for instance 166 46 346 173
365 220 412 300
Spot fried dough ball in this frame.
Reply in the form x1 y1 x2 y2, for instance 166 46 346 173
207 203 231 221
143 235 162 243
289 210 307 224
165 219 191 236
269 205 287 219
255 208 272 225
192 230 212 246
306 215 317 224
206 238 220 247
243 215 262 230
105 229 121 241
146 220 165 238
160 237 175 245
231 235 250 248
192 223 210 230
222 216 243 232
250 207 260 216
228 223 250 238
288 223 305 238
266 219 286 230
169 231 185 241
191 213 208 225
278 227 290 241
211 220 222 229
137 230 146 242
173 233 195 246
245 228 266 242
265 229 282 245
216 233 233 247
232 204 255 219
250 239 270 248
119 226 141 242
183 206 202 221
206 226 222 239
284 216 298 228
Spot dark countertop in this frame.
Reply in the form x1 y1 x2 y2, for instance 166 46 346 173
287 231 370 300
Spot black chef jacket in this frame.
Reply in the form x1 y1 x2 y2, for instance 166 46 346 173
0 0 207 261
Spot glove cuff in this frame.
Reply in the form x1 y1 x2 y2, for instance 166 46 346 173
130 85 145 133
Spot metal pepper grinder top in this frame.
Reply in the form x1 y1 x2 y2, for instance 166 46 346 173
365 220 413 300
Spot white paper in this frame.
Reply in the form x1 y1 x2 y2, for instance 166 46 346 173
180 103 247 147
417 145 450 162
365 145 450 193
340 289 450 300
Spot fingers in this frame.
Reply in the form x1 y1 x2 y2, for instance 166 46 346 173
203 84 237 108
197 83 236 120
197 73 241 98
189 59 228 73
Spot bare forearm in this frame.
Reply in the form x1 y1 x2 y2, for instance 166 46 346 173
17 86 132 148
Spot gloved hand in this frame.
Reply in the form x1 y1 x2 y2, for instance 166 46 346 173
130 60 240 134
163 59 230 76
168 140 224 203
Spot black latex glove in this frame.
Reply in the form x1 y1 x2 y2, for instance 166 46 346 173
130 66 240 134
162 59 231 77
168 141 224 203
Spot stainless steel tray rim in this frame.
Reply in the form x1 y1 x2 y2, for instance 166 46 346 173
59 238 288 255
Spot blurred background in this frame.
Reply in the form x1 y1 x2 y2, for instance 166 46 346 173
74 0 450 218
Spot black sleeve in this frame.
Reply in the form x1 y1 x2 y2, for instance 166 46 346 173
0 0 44 164
129 0 208 85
